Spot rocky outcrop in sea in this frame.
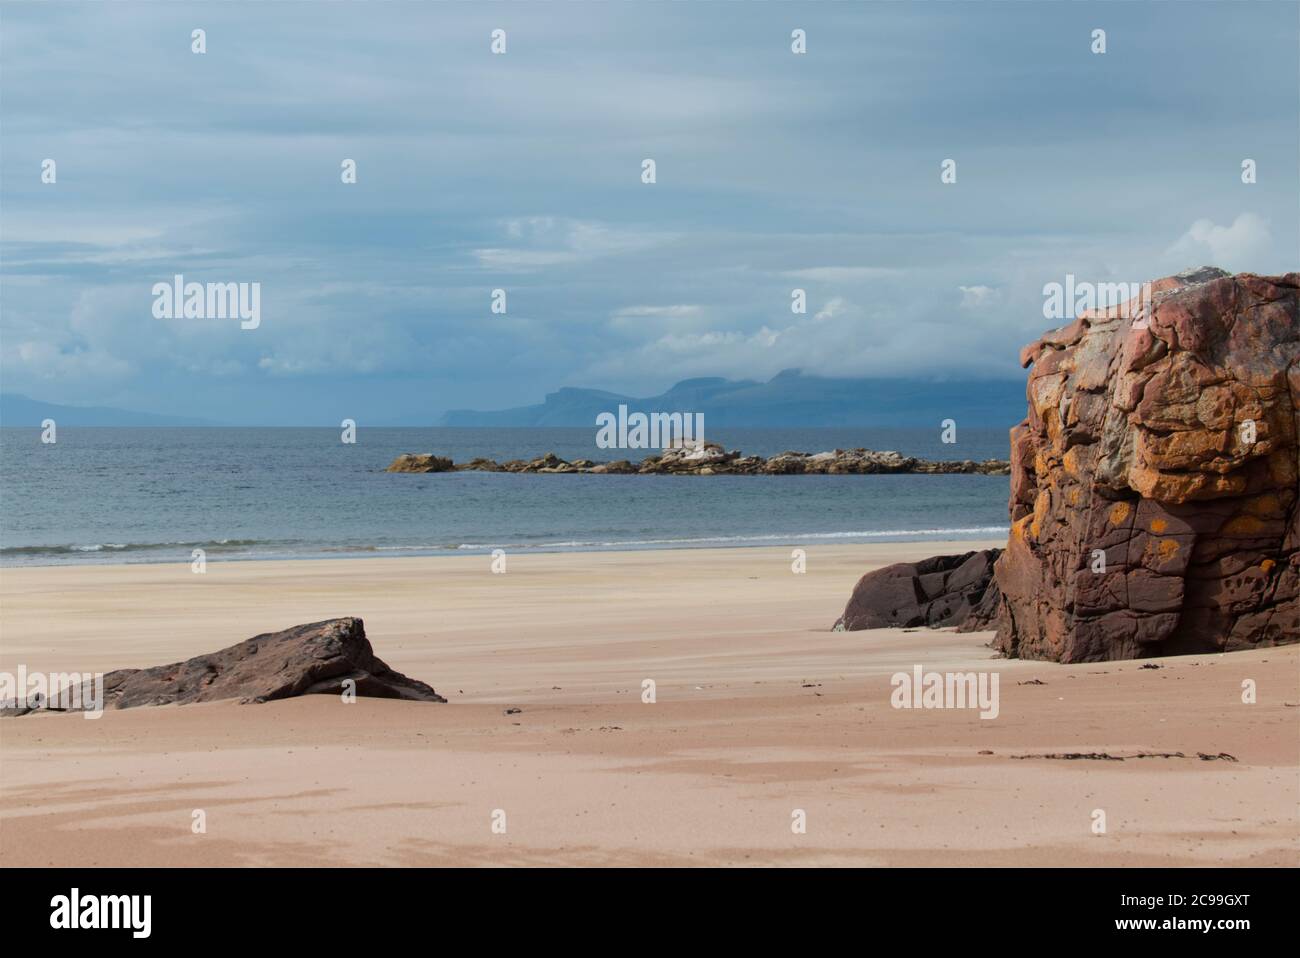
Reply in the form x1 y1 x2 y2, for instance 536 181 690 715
386 446 1011 476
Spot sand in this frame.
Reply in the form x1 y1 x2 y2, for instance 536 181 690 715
1 541 1296 867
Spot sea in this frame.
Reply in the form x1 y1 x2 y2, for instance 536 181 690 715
0 427 1011 566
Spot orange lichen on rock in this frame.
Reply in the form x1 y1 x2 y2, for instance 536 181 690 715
1221 514 1267 536
963 268 1299 661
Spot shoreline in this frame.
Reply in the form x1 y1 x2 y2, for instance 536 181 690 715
0 527 1010 570
0 540 1005 677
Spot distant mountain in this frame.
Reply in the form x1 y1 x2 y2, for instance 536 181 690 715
0 393 218 427
438 370 1026 428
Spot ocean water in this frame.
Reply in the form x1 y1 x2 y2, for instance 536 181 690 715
0 427 1011 566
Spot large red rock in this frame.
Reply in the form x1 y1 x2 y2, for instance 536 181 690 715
976 268 1299 661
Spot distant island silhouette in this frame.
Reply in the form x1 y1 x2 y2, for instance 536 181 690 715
438 370 1026 429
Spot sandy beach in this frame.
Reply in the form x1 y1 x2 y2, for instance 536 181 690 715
1 542 1295 867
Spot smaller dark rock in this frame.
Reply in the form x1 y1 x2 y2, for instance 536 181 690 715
834 549 1002 631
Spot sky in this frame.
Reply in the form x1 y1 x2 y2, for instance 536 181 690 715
1 0 1296 425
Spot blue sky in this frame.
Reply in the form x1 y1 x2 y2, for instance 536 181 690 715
2 1 1296 425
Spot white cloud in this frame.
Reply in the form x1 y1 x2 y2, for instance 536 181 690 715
613 305 701 319
580 290 1016 386
958 285 999 309
474 219 676 272
1165 213 1272 272
783 267 901 283
1 338 134 384
812 297 846 322
472 248 585 270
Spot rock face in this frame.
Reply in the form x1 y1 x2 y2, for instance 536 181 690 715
834 549 1002 631
978 268 1299 661
385 444 1010 476
5 618 445 715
